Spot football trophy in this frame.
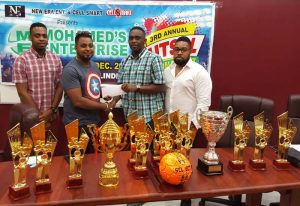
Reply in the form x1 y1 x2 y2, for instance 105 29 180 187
65 119 89 188
273 112 297 169
249 112 272 170
7 123 33 200
31 121 57 194
132 116 155 178
228 113 251 172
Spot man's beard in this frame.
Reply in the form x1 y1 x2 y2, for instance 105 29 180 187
174 57 189 67
78 54 93 62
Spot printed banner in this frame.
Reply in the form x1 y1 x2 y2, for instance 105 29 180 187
0 1 215 85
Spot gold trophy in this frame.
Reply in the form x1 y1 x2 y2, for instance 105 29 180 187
132 116 155 178
179 113 197 159
273 112 297 170
157 113 173 160
92 112 127 187
197 106 233 175
127 110 139 169
7 123 33 200
65 119 89 188
228 113 251 172
169 110 180 151
31 121 57 194
249 112 273 170
151 109 164 164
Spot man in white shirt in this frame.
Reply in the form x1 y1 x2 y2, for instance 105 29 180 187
164 36 212 206
164 36 212 129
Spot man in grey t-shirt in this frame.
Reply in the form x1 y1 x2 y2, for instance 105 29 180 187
61 31 113 153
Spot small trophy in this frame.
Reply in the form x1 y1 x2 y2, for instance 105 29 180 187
93 112 127 187
273 112 297 170
249 112 273 170
169 110 181 151
7 123 33 200
151 109 164 164
127 110 139 169
65 119 89 188
228 113 251 172
179 114 197 159
157 113 173 159
31 121 57 194
197 106 233 175
132 116 155 178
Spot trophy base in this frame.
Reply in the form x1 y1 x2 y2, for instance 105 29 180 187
127 158 136 171
273 159 290 170
35 182 52 194
134 166 149 179
152 154 160 163
99 168 119 188
197 158 223 176
66 178 83 189
249 159 266 171
228 160 246 172
8 185 30 200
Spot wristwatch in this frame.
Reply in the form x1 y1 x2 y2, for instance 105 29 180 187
51 107 58 114
136 84 141 92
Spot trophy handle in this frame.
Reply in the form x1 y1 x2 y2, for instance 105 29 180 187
227 106 233 119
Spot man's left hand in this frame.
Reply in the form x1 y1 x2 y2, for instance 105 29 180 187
121 83 137 92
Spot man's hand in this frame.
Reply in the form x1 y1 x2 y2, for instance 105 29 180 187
39 109 54 123
121 83 137 92
103 95 112 101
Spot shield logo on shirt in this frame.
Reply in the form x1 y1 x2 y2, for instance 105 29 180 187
85 72 101 100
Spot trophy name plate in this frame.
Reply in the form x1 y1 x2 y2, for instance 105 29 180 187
249 159 266 171
197 158 223 175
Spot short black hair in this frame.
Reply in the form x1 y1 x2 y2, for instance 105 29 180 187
75 31 92 45
129 26 146 37
30 22 47 34
176 36 192 47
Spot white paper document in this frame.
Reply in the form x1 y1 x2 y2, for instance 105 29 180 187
290 144 300 152
101 84 126 97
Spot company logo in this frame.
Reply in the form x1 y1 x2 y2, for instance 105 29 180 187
106 8 132 18
5 5 25 17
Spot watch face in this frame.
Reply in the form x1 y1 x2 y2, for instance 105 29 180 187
52 107 58 114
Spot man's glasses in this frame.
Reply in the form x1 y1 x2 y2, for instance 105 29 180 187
173 47 189 53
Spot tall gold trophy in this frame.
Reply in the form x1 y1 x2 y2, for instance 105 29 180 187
7 124 33 200
132 116 155 178
151 109 164 164
170 111 196 158
273 112 297 170
92 112 127 187
127 110 139 169
228 113 251 172
197 107 233 175
169 110 181 151
31 121 57 194
65 119 89 188
157 113 173 160
249 112 273 170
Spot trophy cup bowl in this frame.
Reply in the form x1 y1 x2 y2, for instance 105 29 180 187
197 107 232 175
94 112 127 187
